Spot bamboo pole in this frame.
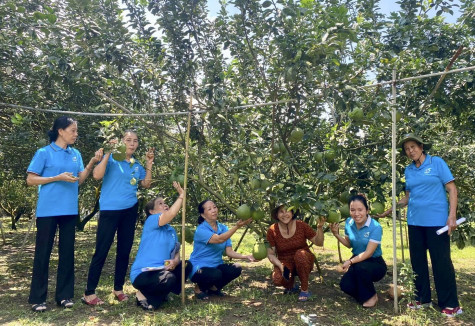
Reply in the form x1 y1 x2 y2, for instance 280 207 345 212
391 69 399 313
181 94 193 304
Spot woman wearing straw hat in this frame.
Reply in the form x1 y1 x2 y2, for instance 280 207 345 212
378 133 462 317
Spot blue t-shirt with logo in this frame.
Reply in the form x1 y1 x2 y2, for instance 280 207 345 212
130 213 179 283
27 143 84 217
345 216 382 258
99 155 146 210
188 221 232 279
405 155 454 227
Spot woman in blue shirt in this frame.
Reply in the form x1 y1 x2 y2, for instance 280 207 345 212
27 116 102 312
378 133 461 317
83 130 154 305
189 200 255 300
330 194 387 308
130 181 188 310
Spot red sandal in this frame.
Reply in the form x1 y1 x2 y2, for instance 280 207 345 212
114 292 129 302
81 295 104 306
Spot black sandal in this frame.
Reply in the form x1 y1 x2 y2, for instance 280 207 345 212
58 299 74 308
31 303 47 312
207 289 225 297
135 297 153 311
194 291 210 300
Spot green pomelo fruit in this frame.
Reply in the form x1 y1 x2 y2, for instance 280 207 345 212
250 179 261 190
289 128 304 143
371 202 385 215
279 142 286 154
251 210 265 221
260 180 272 191
324 149 336 161
314 152 323 163
339 205 350 218
236 204 251 219
327 209 341 223
252 243 267 260
349 108 364 121
185 226 194 244
176 174 185 186
272 143 280 154
339 191 351 204
169 173 177 183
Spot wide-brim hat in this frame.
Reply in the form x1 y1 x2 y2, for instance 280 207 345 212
398 133 432 155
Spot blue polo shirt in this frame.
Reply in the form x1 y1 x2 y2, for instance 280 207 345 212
345 216 382 258
99 155 146 210
27 143 84 217
405 155 454 227
129 213 178 283
188 221 232 278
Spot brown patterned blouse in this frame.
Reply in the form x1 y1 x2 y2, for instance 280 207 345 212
266 220 316 260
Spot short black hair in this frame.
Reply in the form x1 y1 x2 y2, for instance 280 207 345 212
197 199 212 224
271 204 299 221
348 194 369 211
48 116 76 142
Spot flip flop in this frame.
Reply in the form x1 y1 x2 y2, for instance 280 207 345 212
298 291 311 302
81 296 104 306
284 283 300 294
114 292 129 302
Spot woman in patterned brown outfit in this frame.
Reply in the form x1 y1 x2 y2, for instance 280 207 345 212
266 204 324 301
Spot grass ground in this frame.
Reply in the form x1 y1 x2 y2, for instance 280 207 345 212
0 216 473 326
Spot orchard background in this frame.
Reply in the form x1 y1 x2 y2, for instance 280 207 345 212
0 0 474 324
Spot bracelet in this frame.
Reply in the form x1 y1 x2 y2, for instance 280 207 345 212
349 258 354 265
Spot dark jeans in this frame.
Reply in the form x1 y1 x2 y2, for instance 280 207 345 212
28 215 76 305
191 263 242 292
408 225 459 308
132 261 191 308
340 256 387 304
85 203 138 295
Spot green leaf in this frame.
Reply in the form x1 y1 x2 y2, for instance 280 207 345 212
262 1 272 8
46 14 57 24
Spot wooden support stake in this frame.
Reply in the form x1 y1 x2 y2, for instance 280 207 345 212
181 94 193 304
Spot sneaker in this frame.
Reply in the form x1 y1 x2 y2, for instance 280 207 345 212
407 301 432 310
441 307 463 317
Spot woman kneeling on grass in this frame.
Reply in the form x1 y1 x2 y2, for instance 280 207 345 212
330 194 387 308
129 181 190 310
188 200 256 300
266 204 324 302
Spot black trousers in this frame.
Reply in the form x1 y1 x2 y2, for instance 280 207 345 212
28 215 76 305
132 262 191 308
190 263 242 292
408 225 459 308
85 203 138 295
340 256 387 304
